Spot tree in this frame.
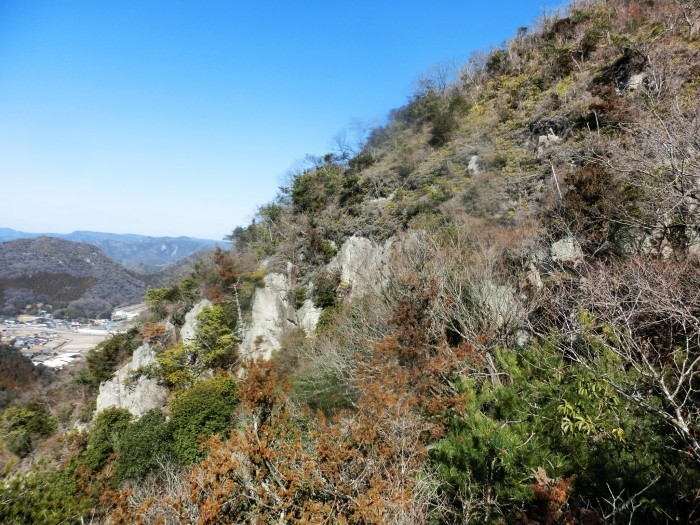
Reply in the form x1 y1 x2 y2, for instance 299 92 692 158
115 409 175 482
157 305 238 390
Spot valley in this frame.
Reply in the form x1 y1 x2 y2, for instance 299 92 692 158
0 305 144 368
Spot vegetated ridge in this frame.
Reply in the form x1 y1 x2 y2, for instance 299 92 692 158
1 1 699 524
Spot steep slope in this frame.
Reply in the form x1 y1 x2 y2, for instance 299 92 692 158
2 1 699 524
0 237 146 318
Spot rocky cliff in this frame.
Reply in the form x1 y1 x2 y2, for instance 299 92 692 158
95 342 167 417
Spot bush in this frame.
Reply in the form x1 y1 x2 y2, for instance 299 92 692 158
312 270 341 309
76 328 141 389
170 376 239 464
0 467 94 525
82 407 132 471
428 109 457 148
156 305 237 390
1 402 56 457
115 409 174 482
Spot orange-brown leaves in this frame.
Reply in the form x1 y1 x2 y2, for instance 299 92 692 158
520 475 603 525
141 322 166 342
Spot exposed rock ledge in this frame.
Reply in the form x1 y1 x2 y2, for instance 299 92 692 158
95 342 168 418
240 273 295 361
327 235 393 299
180 299 212 344
239 236 393 361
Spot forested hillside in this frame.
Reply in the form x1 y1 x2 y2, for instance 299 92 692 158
0 238 147 318
1 0 699 523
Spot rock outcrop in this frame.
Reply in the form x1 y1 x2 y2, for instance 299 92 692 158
327 236 393 299
237 236 394 361
180 299 212 344
550 236 583 267
296 299 323 334
95 343 168 418
240 273 295 361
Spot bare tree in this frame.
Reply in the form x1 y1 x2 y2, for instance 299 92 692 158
557 258 700 462
583 97 700 253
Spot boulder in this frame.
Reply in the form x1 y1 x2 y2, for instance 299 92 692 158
537 129 562 158
467 155 480 175
297 299 323 334
95 342 168 418
551 237 583 266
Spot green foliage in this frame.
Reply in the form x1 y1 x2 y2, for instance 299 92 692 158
315 306 337 331
0 467 94 525
1 402 56 457
226 203 287 257
485 48 511 76
312 270 341 309
193 304 238 363
76 328 141 389
179 276 198 305
145 286 182 318
428 108 457 148
114 409 174 482
82 407 132 471
431 376 566 520
293 285 307 309
291 160 344 215
348 150 376 171
432 339 699 522
170 376 239 464
156 305 237 390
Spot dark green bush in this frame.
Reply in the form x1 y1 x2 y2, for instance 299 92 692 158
293 285 308 310
1 401 56 457
170 376 239 464
76 328 141 389
0 467 94 525
83 407 132 471
115 409 174 482
312 270 341 309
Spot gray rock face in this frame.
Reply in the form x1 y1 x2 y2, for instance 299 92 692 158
477 280 521 333
95 343 168 417
551 237 584 266
467 155 480 175
238 236 394 362
240 273 295 361
327 236 393 299
180 299 212 344
537 130 562 158
164 319 178 344
627 72 646 91
297 299 322 334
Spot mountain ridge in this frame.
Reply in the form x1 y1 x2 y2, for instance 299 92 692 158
0 228 229 273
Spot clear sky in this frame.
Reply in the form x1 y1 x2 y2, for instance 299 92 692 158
0 1 564 240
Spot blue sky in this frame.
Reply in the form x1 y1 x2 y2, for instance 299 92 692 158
0 1 564 240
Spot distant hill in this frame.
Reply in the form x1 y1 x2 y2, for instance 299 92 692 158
0 237 148 318
0 228 228 273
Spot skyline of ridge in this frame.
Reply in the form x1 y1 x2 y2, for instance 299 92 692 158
1 0 563 238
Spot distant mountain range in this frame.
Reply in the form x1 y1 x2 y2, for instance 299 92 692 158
0 228 228 273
